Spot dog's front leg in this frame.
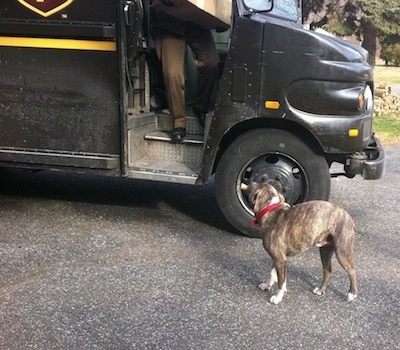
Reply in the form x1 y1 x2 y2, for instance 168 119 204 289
259 267 278 291
269 260 287 305
313 245 334 296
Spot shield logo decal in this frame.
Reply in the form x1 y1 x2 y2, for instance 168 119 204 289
18 0 74 17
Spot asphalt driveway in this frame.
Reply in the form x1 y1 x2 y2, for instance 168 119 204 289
0 146 399 350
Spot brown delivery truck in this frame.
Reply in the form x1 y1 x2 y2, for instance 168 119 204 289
0 0 384 237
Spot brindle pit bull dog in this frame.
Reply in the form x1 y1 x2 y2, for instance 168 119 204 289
245 182 357 305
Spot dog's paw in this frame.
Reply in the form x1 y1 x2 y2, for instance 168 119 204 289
312 287 325 296
258 282 272 291
269 289 285 304
348 292 357 301
269 294 282 304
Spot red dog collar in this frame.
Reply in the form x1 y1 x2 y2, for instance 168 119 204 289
252 202 281 225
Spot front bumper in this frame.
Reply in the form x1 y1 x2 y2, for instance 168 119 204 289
344 134 385 179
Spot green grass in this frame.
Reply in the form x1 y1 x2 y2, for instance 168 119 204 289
373 64 400 145
374 64 400 85
373 116 400 145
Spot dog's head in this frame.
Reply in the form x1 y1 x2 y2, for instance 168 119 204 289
246 182 287 214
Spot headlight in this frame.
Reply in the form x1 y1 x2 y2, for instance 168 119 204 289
358 85 373 113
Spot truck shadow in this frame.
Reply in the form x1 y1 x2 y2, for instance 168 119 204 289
0 168 236 234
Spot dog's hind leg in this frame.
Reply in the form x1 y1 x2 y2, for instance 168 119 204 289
313 245 335 296
269 259 287 304
335 246 358 301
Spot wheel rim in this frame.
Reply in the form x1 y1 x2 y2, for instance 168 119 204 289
237 152 310 215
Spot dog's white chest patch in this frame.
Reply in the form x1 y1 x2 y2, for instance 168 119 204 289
270 196 280 205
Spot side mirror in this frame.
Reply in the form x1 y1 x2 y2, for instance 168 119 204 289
243 0 273 12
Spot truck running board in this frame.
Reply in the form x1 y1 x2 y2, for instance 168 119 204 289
127 159 199 184
144 131 203 145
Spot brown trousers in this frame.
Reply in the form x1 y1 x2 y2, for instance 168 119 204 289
155 26 219 128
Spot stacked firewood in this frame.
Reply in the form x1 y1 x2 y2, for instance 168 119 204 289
374 83 400 116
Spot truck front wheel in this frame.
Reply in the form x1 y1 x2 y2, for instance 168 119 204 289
215 129 330 238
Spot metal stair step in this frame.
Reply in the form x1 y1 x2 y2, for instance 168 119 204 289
144 131 204 145
156 110 204 135
143 131 203 165
127 158 199 184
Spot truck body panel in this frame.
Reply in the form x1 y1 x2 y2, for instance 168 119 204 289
0 0 121 172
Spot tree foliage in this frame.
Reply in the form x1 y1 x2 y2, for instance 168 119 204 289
302 0 400 66
381 36 400 66
301 0 325 23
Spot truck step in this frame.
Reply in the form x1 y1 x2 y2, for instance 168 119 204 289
145 131 203 145
143 131 203 165
156 110 204 136
127 158 199 184
128 111 157 129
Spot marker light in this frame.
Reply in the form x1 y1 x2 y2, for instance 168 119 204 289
348 129 359 137
265 100 280 110
358 92 365 110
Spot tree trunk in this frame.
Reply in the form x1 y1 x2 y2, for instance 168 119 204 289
361 21 378 67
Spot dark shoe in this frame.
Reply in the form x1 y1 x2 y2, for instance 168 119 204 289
193 107 206 127
171 127 186 142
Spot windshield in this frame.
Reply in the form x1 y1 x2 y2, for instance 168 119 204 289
243 0 299 22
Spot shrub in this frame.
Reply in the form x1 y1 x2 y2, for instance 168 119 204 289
381 42 400 66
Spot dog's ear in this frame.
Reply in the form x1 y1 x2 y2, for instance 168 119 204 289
253 186 275 213
278 191 286 204
248 182 263 207
249 188 260 207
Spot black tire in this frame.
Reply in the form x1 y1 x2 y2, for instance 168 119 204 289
215 129 330 238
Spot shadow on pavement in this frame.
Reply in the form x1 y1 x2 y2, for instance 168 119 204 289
0 167 236 235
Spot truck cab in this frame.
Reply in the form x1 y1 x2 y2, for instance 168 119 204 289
0 0 384 237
